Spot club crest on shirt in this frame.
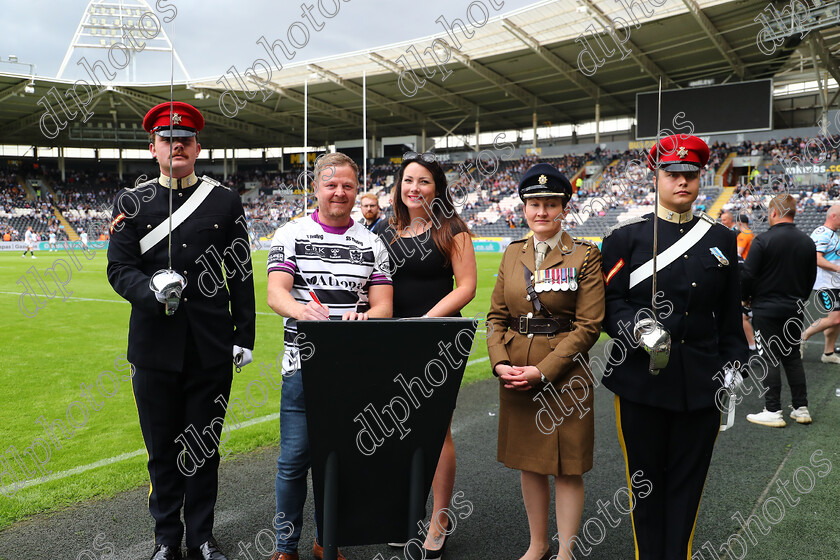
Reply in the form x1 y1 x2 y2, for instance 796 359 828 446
349 249 363 264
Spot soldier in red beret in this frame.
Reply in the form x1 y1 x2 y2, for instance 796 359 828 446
600 134 748 558
108 101 255 560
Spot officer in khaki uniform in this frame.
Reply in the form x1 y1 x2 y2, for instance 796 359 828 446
487 163 605 560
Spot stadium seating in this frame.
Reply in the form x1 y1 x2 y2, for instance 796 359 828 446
4 133 840 244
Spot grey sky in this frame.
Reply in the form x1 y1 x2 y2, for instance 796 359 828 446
0 0 539 82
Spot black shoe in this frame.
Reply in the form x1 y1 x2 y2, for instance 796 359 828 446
151 544 182 560
187 538 228 560
422 532 447 559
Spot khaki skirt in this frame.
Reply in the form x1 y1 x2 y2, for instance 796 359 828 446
497 362 595 476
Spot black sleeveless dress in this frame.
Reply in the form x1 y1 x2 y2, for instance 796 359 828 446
381 221 467 318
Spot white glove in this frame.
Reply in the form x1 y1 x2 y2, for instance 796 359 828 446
724 368 744 392
149 269 186 315
233 345 253 368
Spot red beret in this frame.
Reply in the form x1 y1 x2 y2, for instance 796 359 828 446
143 101 204 137
647 134 709 171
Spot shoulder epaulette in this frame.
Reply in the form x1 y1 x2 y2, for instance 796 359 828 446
572 237 595 246
126 176 156 191
603 216 648 240
510 238 528 244
201 175 227 189
698 212 717 225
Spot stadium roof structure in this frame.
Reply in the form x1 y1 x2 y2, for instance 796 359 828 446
0 0 838 150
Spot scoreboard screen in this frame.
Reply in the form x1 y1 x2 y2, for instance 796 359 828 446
636 79 773 139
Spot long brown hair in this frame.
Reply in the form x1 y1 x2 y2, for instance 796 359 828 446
389 155 472 266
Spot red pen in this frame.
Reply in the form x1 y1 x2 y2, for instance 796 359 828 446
309 290 328 313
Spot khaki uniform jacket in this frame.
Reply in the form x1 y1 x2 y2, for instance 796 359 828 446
486 232 605 474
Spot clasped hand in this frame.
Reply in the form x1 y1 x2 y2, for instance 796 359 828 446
495 364 543 390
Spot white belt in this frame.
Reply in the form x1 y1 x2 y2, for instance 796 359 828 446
629 219 713 289
139 181 214 255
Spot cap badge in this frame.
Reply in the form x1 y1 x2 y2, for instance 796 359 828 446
538 174 547 185
171 112 182 125
677 146 688 159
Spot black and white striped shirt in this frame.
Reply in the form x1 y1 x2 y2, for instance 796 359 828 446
268 210 392 372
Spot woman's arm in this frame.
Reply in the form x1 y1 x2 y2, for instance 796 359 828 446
425 231 477 317
487 245 513 376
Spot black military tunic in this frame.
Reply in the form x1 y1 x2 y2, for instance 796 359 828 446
600 209 748 559
107 174 256 548
107 175 255 371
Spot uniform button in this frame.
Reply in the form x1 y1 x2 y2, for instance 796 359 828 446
214 224 219 229
147 224 152 229
680 228 684 233
178 192 183 197
681 339 685 343
691 282 697 287
527 312 533 318
527 333 534 339
184 270 188 275
683 254 689 259
685 311 689 316
183 297 188 302
525 295 531 301
182 243 187 248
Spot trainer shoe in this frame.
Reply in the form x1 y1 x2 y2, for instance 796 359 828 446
821 353 840 364
790 406 813 424
746 408 786 428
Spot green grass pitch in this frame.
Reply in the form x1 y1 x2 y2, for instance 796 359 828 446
5 246 837 559
0 248 505 529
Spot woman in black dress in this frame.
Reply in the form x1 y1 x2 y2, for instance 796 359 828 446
381 152 477 557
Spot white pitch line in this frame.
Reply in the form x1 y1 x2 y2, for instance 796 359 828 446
13 352 486 491
23 449 146 489
1 291 277 314
18 413 281 491
718 446 795 560
0 291 128 305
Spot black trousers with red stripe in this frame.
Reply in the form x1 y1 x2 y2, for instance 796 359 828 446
132 335 232 548
615 396 721 560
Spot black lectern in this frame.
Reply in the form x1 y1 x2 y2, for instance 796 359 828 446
298 318 476 560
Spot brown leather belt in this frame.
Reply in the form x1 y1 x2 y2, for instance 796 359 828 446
508 316 574 335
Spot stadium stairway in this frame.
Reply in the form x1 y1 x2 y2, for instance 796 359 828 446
706 186 736 219
17 174 35 199
42 180 57 201
54 207 79 241
569 160 592 189
715 152 736 186
590 159 619 191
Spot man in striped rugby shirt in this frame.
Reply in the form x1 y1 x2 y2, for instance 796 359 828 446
266 152 393 560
